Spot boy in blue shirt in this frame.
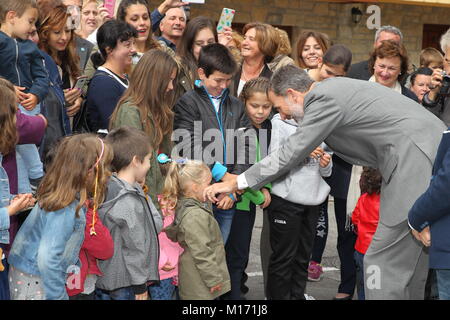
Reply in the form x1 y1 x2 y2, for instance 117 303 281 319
173 43 255 244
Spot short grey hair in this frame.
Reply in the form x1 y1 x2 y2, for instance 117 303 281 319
440 28 450 53
269 64 314 96
375 26 403 43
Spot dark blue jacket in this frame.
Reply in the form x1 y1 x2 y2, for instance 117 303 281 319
39 52 71 160
409 128 450 269
85 69 127 132
0 31 49 103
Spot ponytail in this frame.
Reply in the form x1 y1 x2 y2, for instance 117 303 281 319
160 159 211 209
91 52 105 69
160 161 183 210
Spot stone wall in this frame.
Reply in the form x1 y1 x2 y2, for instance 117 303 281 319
147 0 450 67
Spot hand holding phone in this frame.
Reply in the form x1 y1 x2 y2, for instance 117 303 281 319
217 8 235 33
72 76 89 95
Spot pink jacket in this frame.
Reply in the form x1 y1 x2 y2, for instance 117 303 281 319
158 196 184 280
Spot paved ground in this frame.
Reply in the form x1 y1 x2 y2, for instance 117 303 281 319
245 199 342 300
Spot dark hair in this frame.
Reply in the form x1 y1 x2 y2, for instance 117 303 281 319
368 40 409 82
410 67 433 86
177 16 217 82
198 43 237 77
323 44 353 73
91 19 138 68
116 0 160 51
359 167 382 195
105 126 153 172
295 30 331 69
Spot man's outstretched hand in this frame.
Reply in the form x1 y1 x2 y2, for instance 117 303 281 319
204 174 239 203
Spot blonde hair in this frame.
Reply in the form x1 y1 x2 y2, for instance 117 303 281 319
161 160 210 209
274 27 292 56
420 47 444 68
37 134 113 217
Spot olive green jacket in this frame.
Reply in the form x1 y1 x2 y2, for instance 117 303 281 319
110 99 172 209
165 198 231 300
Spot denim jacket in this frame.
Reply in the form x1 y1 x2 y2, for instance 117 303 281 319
8 200 86 300
0 154 12 244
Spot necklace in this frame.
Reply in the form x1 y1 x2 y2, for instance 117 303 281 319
241 62 265 82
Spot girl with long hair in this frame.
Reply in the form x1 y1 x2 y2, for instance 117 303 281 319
110 49 177 206
0 77 37 300
176 16 218 92
295 30 330 71
8 134 113 300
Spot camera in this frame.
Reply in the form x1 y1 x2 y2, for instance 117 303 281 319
439 70 450 95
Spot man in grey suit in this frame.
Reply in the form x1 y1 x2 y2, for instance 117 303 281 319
204 64 447 299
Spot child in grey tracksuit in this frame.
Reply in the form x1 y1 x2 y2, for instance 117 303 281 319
266 113 332 300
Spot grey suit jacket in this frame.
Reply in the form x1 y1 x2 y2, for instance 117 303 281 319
75 36 94 72
244 78 447 226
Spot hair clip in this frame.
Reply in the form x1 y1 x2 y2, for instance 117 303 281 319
175 158 188 165
157 153 189 165
157 153 171 164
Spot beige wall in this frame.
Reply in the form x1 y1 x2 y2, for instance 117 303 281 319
148 0 450 67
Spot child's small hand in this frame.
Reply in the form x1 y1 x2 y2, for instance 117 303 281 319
135 291 149 300
21 93 39 110
14 86 28 102
319 152 331 168
8 194 33 216
260 188 271 209
210 283 223 294
162 262 176 272
216 193 235 210
310 146 324 160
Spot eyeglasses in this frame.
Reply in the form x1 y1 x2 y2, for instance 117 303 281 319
374 63 400 73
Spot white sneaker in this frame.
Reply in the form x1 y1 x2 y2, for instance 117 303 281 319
304 293 316 300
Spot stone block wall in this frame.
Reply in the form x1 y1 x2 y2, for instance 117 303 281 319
147 0 450 68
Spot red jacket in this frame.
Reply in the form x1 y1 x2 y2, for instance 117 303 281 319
66 207 114 296
352 193 380 255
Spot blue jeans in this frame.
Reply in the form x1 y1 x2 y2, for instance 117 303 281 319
213 206 235 244
16 104 44 182
148 278 177 300
354 251 365 300
95 287 135 300
436 269 450 300
0 255 10 300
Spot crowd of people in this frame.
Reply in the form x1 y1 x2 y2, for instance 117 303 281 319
1 0 450 301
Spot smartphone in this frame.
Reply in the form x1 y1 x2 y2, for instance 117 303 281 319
72 76 89 95
104 0 116 18
217 8 235 33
